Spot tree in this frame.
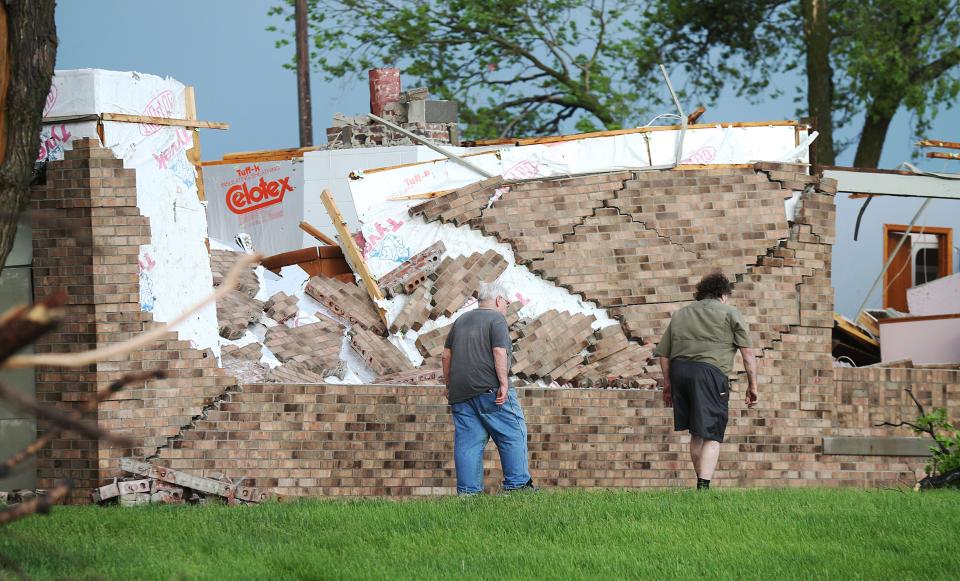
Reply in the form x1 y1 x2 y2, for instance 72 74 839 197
646 0 960 167
267 0 665 139
0 1 57 271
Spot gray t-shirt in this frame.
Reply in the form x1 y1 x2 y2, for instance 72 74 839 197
444 308 512 404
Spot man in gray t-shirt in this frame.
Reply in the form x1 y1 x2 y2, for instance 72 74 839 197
442 281 534 494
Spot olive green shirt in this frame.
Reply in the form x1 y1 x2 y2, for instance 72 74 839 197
653 299 752 375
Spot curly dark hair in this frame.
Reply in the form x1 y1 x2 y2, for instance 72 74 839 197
695 272 734 301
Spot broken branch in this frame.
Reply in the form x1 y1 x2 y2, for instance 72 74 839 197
0 292 67 364
0 482 71 527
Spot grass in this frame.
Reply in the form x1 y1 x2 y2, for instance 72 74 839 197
1 488 958 580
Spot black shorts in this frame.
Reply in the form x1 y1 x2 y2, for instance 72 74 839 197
670 359 730 442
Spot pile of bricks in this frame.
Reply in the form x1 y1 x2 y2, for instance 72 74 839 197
264 319 344 376
263 292 300 324
220 343 269 384
210 249 261 298
390 283 434 334
430 250 508 318
215 291 264 340
326 84 460 148
93 459 272 506
350 327 413 376
305 275 386 334
267 360 343 383
415 324 451 362
512 310 596 381
378 241 446 297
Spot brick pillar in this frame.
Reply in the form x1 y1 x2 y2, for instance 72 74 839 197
368 67 401 117
31 139 236 503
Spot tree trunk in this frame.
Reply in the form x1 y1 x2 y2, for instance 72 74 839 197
0 1 57 272
801 0 835 167
852 104 894 168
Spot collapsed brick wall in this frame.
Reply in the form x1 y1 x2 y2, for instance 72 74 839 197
30 139 238 502
150 163 958 495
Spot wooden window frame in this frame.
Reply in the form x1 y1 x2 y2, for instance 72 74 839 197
882 224 953 309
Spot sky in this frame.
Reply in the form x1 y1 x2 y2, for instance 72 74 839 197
54 0 960 168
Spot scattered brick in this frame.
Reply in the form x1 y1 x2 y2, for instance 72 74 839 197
390 283 434 334
215 290 264 340
415 324 451 361
377 240 446 297
305 275 386 334
430 250 508 318
350 327 414 376
411 177 503 226
210 249 261 298
264 319 344 374
263 292 300 324
266 360 344 383
375 367 444 385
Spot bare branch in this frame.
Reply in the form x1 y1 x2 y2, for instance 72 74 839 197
0 369 166 477
3 253 262 369
0 292 67 364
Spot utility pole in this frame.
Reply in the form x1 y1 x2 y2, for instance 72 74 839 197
295 0 313 147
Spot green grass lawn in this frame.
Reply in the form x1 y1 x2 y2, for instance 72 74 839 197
1 489 958 580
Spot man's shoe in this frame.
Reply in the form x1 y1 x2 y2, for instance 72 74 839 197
503 479 540 494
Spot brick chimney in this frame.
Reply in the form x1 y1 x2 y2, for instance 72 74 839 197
368 68 401 118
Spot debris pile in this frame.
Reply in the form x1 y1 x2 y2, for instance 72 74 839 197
93 459 274 506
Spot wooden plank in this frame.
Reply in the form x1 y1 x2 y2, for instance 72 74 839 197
184 86 206 202
927 151 960 161
856 311 880 337
464 120 803 147
299 220 337 246
833 314 879 348
387 189 455 201
319 189 389 328
100 112 229 130
917 139 960 150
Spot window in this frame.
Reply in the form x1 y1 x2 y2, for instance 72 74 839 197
883 225 953 312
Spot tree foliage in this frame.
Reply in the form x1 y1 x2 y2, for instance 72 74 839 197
268 0 666 139
269 1 960 166
646 0 960 166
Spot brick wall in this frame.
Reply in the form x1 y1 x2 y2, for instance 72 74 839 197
30 139 237 502
155 365 958 497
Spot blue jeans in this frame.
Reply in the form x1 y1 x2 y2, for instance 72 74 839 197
451 389 531 494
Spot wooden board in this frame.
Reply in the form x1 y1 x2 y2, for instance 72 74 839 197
833 314 880 348
319 189 389 328
927 151 960 161
299 220 337 246
184 86 206 202
917 139 960 150
101 112 229 130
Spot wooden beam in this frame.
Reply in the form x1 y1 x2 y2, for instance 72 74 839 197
100 112 229 130
834 314 879 348
927 151 960 161
917 139 960 150
319 190 389 328
184 86 206 202
299 220 337 246
686 106 706 124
